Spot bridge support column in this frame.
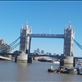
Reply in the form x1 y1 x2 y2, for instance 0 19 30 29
27 36 32 63
63 25 74 68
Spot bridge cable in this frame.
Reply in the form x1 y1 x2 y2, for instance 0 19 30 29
74 39 82 50
10 42 20 51
0 36 20 52
9 36 20 47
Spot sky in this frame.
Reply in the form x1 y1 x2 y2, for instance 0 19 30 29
0 1 82 57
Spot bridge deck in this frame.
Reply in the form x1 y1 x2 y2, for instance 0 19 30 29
0 56 11 60
74 57 82 59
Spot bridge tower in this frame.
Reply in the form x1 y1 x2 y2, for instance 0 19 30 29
64 25 74 68
18 25 31 62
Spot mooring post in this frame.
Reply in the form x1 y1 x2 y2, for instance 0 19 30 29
73 57 75 67
15 55 18 63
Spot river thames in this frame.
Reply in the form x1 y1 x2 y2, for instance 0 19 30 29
0 60 82 82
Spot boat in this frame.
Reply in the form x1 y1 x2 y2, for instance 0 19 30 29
75 63 82 75
48 65 55 72
53 61 60 64
38 58 53 62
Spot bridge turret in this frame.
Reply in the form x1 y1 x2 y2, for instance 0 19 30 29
18 24 32 62
63 25 74 68
64 25 74 56
20 25 31 52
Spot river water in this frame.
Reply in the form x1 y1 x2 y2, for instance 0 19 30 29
0 60 82 82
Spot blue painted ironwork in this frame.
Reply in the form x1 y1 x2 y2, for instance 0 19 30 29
30 34 64 38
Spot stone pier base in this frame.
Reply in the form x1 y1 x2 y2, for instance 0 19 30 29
17 52 28 62
64 56 74 69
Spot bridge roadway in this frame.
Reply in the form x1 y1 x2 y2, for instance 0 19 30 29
0 55 11 60
29 34 64 38
74 57 82 59
30 54 58 58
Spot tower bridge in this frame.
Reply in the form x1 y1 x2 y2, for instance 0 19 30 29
18 24 74 66
0 24 82 66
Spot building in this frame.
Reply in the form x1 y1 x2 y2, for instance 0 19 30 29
0 39 10 53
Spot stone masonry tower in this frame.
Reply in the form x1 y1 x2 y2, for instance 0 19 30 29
64 25 74 68
64 25 74 56
18 25 31 62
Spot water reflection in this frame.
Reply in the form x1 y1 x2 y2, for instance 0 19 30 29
16 63 28 81
0 61 82 82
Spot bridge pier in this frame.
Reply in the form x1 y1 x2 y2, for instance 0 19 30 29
63 56 74 68
27 37 32 63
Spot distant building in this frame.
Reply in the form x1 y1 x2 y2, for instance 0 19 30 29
0 39 11 53
0 39 4 44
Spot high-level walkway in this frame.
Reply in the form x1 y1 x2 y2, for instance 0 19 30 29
31 34 64 38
